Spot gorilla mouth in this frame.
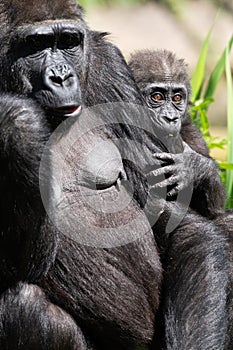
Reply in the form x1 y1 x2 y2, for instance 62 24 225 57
47 105 82 117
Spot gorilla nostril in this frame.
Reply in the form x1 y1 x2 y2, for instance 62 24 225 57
164 116 178 123
50 75 63 85
44 64 76 89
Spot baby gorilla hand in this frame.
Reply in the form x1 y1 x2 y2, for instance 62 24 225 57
150 151 198 197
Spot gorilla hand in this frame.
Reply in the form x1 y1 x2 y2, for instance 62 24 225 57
150 143 216 197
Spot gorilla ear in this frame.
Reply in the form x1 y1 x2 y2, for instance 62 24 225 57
1 0 83 27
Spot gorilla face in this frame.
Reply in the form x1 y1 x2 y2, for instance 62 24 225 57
5 21 86 125
142 81 187 139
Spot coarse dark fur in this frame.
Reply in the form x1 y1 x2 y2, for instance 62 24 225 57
129 49 226 218
129 49 233 349
0 1 229 350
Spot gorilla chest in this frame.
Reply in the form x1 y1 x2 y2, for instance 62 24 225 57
47 233 161 347
42 122 162 345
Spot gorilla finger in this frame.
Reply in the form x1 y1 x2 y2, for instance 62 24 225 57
154 175 180 189
147 165 174 177
153 153 174 161
167 183 185 197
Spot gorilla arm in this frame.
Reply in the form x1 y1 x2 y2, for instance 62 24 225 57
0 94 57 290
151 141 225 218
0 94 90 349
0 282 88 350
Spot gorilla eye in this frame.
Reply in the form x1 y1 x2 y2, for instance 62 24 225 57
173 94 182 103
26 34 51 51
151 92 164 102
58 33 82 50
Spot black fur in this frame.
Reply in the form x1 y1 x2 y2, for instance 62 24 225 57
129 49 233 349
0 95 57 292
0 282 87 350
0 2 229 350
129 49 226 218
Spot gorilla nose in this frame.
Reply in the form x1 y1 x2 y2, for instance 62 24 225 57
44 64 77 89
164 116 178 123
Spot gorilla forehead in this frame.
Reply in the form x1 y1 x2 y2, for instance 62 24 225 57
0 0 82 28
14 21 85 39
129 49 190 88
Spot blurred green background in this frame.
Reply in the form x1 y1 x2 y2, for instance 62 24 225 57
78 0 233 205
79 0 233 13
79 0 232 161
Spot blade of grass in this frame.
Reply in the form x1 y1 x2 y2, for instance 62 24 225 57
204 36 233 99
218 162 233 171
191 29 212 102
225 39 233 207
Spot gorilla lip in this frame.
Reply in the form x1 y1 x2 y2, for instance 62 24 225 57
48 105 82 117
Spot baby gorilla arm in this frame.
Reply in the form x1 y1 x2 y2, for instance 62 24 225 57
151 142 225 218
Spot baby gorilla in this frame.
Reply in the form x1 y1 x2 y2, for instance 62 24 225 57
129 49 225 218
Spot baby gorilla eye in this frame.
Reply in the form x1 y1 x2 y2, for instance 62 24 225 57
172 94 182 103
151 92 164 102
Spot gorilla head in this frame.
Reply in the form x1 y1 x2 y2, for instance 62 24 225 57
0 0 85 127
129 49 191 141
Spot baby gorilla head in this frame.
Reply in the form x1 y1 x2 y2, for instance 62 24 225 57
129 49 191 148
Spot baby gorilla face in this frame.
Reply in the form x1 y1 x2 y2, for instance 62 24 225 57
128 49 190 146
142 82 187 139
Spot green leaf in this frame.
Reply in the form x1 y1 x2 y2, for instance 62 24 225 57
206 138 227 150
204 36 233 99
191 28 213 102
199 109 209 132
218 162 233 170
190 97 214 136
225 37 233 208
192 97 214 109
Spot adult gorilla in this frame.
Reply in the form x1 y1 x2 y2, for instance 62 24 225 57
0 1 229 349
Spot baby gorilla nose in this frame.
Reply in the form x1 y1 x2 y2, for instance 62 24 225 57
164 115 179 123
